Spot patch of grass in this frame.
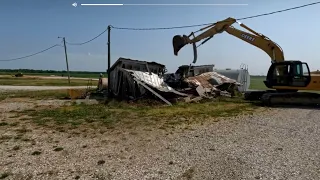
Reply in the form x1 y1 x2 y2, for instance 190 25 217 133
53 147 64 152
0 122 8 126
0 135 12 141
12 145 20 151
20 97 257 129
0 90 69 100
249 76 269 90
0 172 11 179
249 76 320 93
0 76 91 86
31 151 42 156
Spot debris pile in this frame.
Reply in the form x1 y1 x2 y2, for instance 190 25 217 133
94 58 243 105
184 71 241 98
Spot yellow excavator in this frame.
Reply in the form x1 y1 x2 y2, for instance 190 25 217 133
172 17 320 106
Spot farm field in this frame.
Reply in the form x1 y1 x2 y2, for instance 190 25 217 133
249 76 269 90
0 70 105 79
0 70 267 89
0 76 94 86
0 74 319 95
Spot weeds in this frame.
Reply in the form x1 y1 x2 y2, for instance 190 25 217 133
0 172 11 179
19 97 257 129
12 145 20 151
31 151 42 156
53 147 64 152
0 122 8 126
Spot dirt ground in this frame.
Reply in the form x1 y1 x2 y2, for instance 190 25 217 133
1 98 320 180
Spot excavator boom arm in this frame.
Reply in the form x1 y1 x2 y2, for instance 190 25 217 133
172 17 284 63
225 26 284 62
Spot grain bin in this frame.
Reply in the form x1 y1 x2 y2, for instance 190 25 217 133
213 65 250 92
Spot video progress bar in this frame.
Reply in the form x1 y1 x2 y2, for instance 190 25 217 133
80 4 249 6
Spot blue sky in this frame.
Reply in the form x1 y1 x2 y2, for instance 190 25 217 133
0 0 319 75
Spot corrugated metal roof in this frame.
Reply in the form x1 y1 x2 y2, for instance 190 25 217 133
123 69 188 96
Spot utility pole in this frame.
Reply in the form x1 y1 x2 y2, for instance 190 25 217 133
58 37 71 85
107 25 111 97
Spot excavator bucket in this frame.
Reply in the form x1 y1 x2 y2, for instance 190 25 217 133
172 35 198 63
173 35 187 56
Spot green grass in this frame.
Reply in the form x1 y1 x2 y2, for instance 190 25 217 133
0 90 70 101
19 97 258 129
249 76 320 93
0 76 93 86
0 74 265 88
0 71 105 79
0 74 268 89
249 76 269 90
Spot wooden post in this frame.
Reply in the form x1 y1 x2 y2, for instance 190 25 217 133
107 26 111 97
62 37 71 85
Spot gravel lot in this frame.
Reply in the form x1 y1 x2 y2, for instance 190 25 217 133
0 99 320 180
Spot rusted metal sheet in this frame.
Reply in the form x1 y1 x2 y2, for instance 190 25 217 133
184 72 241 97
185 72 240 88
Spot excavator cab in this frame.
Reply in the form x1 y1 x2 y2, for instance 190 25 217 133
264 61 311 89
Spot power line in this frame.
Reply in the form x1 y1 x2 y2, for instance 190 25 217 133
111 1 320 30
110 23 213 30
0 28 108 61
1 1 319 61
0 44 61 62
237 1 320 20
66 29 108 45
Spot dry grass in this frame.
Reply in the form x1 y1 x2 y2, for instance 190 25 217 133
0 76 90 86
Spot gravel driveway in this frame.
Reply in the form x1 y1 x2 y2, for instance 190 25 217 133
0 101 319 180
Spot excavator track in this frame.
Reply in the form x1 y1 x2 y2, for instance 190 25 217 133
245 91 320 107
261 92 320 106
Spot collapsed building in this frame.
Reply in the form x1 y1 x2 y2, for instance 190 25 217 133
97 57 249 105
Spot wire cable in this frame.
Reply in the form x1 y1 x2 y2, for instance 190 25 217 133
0 44 60 62
111 1 320 30
110 23 213 30
237 1 320 20
1 1 319 61
66 29 108 45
